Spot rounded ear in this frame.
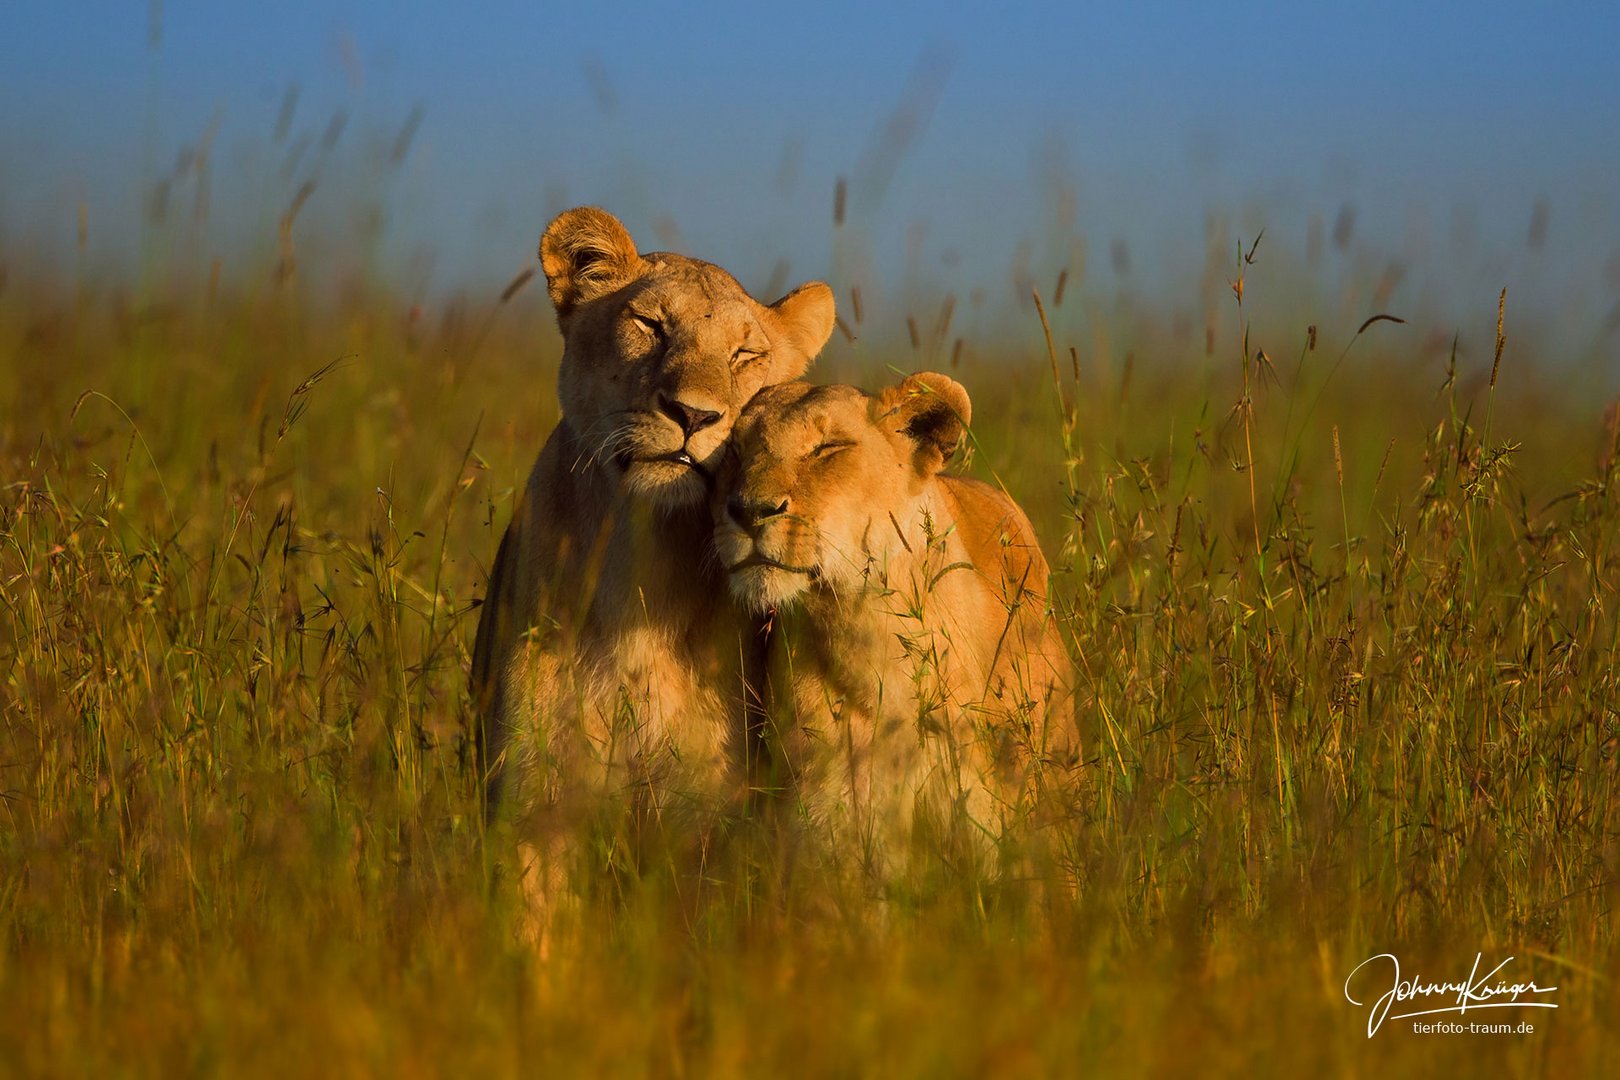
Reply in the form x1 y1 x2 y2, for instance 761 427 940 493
765 281 836 380
538 207 642 323
875 372 971 477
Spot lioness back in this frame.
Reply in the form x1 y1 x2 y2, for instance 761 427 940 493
940 474 1051 612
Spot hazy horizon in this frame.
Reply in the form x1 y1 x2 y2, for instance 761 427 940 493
4 2 1618 367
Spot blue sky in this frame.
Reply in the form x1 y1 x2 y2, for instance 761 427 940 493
3 2 1618 348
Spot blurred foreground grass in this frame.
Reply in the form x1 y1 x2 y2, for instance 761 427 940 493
2 246 1618 1077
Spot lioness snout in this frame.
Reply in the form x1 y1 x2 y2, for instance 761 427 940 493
657 393 724 436
727 493 789 530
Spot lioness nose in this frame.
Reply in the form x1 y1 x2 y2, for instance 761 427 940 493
658 394 723 436
727 494 789 530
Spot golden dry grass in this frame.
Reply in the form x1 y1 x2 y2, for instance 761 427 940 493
2 215 1618 1076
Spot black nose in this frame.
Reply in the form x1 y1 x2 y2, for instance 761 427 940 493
658 394 723 436
727 494 789 530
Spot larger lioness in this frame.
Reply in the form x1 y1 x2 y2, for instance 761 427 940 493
713 372 1074 877
471 208 835 850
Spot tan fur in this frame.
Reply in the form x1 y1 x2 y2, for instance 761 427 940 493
713 373 1075 875
471 208 836 847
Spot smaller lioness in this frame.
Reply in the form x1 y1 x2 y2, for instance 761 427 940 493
714 373 1074 876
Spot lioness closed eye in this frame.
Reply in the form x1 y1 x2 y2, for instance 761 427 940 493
713 373 1075 875
470 208 835 879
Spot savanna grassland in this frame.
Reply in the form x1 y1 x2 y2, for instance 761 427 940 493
2 187 1619 1077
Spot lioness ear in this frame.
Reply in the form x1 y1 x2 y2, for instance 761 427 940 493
875 372 971 477
765 281 836 380
539 207 642 324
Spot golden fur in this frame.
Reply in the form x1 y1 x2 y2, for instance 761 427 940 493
470 208 836 835
713 373 1074 873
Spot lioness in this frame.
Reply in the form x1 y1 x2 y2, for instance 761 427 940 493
713 372 1074 876
471 208 835 852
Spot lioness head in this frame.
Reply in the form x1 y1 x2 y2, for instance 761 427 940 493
714 372 971 613
539 207 836 511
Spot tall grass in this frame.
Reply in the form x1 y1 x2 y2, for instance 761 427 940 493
2 199 1618 1075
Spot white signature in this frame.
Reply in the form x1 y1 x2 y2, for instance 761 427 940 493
1343 953 1558 1037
